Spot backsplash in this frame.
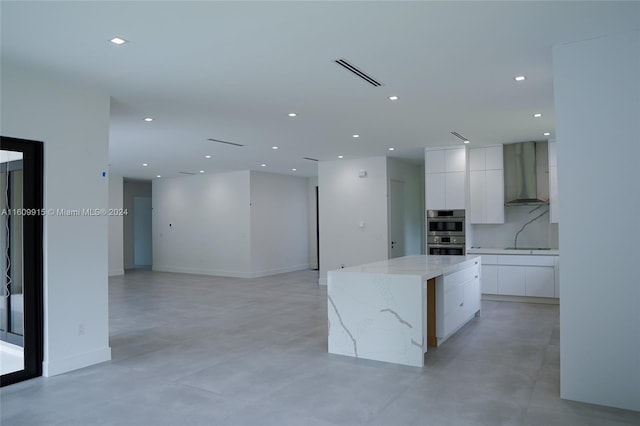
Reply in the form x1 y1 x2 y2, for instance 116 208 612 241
469 205 559 249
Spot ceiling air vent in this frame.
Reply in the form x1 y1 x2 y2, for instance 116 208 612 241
450 131 469 143
207 138 244 147
334 58 383 87
179 171 196 175
303 157 319 162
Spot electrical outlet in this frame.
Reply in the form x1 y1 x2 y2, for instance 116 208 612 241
78 324 85 336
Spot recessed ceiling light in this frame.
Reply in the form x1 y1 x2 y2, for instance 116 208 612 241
514 75 526 81
338 155 344 159
292 168 297 171
142 163 148 167
199 170 204 174
156 175 161 178
533 113 543 118
272 146 278 150
288 113 297 117
110 37 127 45
388 95 399 101
463 140 470 144
205 155 211 159
388 147 395 151
144 117 153 122
261 164 267 167
543 132 551 136
352 134 360 138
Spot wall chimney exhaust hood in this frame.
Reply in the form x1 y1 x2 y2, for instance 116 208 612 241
503 141 549 206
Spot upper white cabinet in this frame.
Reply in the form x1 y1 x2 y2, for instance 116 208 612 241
469 145 504 224
425 147 466 210
548 140 559 223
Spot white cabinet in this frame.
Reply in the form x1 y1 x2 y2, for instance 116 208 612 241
497 255 555 297
476 255 498 294
425 147 466 210
548 140 559 223
498 265 526 296
436 259 480 344
474 253 558 298
525 266 555 298
469 146 504 224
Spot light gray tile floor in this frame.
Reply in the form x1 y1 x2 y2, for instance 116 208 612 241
1 269 639 425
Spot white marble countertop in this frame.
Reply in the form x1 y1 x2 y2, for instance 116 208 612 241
330 255 480 281
467 248 559 256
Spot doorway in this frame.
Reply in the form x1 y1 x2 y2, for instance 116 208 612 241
133 197 152 268
0 137 43 387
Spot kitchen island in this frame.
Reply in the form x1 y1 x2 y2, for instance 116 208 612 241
327 255 481 367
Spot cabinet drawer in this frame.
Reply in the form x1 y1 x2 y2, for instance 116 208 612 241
481 255 498 265
444 266 479 289
498 255 555 267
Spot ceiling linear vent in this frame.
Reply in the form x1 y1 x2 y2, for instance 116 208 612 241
334 58 383 87
179 171 197 175
303 157 319 162
450 131 469 142
207 138 244 147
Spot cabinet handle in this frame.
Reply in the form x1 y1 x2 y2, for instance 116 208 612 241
459 302 464 307
475 261 478 265
475 275 478 279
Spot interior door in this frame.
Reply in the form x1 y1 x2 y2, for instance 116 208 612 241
389 179 405 258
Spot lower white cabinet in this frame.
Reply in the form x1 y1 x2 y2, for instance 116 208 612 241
477 254 558 298
436 259 481 343
498 265 526 296
482 264 498 294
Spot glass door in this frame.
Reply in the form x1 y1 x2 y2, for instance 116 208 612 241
1 152 25 376
0 137 43 387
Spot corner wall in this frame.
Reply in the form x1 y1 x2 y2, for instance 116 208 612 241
318 157 388 285
249 171 309 276
554 30 640 411
0 67 111 376
152 171 252 277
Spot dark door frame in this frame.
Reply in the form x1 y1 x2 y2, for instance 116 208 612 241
0 136 44 387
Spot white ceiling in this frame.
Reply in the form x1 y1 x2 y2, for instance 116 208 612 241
2 1 638 180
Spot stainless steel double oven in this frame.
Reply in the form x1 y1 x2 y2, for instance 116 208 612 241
426 209 465 255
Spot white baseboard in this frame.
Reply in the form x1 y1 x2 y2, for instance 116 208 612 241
43 346 112 377
482 294 559 305
109 269 124 276
153 264 309 279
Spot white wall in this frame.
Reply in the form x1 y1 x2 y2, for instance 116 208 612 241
307 176 319 270
387 158 424 256
319 157 389 285
554 31 640 411
249 171 309 276
108 175 124 276
153 171 252 277
123 180 151 269
0 67 111 376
